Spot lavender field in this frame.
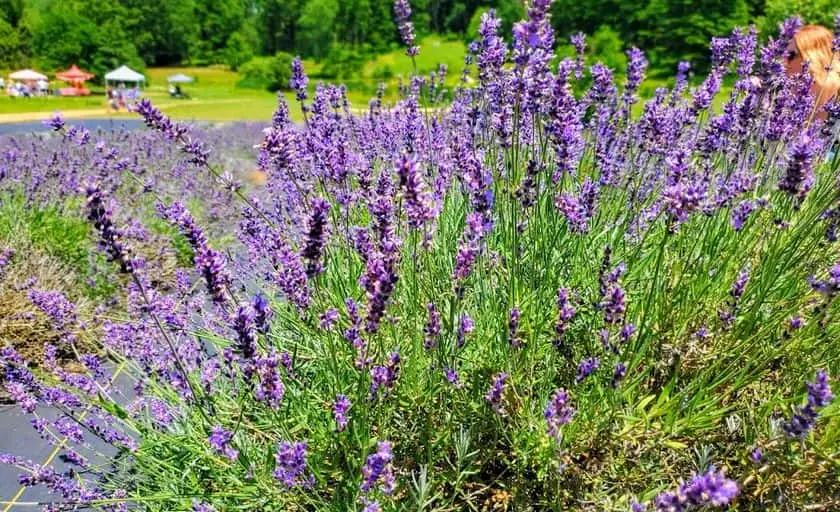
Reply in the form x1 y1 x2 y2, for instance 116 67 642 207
1 3 839 511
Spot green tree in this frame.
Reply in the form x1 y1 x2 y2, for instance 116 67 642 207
589 25 627 71
297 0 339 59
192 0 247 62
121 0 200 65
633 0 751 73
0 0 24 26
495 0 525 39
0 17 24 68
223 28 255 70
30 2 142 79
259 0 305 55
759 0 838 36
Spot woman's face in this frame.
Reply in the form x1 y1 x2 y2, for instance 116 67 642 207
784 40 803 76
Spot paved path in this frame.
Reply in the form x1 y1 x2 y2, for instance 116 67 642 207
0 119 146 136
1 363 132 510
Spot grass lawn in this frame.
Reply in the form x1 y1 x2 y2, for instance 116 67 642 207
362 36 468 79
0 95 109 113
0 42 733 124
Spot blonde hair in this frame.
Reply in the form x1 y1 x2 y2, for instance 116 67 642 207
793 24 840 107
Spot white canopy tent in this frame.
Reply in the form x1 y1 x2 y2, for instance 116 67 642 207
104 65 145 87
9 69 48 81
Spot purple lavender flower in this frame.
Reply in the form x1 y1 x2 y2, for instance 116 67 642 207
319 308 340 330
363 248 400 334
833 13 840 54
28 289 77 333
475 9 507 88
301 197 330 278
192 500 217 512
453 212 487 284
361 441 396 495
576 357 600 383
789 316 803 330
0 248 13 278
621 47 648 110
290 57 308 101
556 193 589 233
750 448 764 465
232 305 258 361
159 201 230 303
443 367 463 388
251 294 273 334
631 501 647 512
571 32 586 79
612 363 628 388
654 467 739 510
508 307 523 347
544 388 575 440
731 267 749 302
485 372 508 414
394 0 418 56
208 425 238 461
254 350 285 408
808 261 840 296
361 498 382 512
779 131 820 199
784 370 834 437
43 112 65 131
369 351 400 402
619 324 635 346
135 99 189 141
602 286 626 325
396 154 435 228
424 302 441 350
274 441 314 489
731 200 756 231
663 179 706 227
457 314 474 348
84 182 135 274
554 288 576 346
333 394 351 432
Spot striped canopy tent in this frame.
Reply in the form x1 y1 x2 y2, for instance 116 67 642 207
56 64 94 96
56 65 94 85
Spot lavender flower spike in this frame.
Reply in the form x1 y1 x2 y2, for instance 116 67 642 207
784 369 834 437
654 466 739 510
544 389 575 440
274 441 314 489
394 0 419 56
485 372 508 414
333 394 351 432
208 426 238 461
302 197 331 278
84 181 135 274
576 357 600 383
361 441 396 495
290 57 308 101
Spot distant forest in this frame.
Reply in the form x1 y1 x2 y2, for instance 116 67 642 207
0 0 836 78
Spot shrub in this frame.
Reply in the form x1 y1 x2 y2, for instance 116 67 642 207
371 63 394 80
222 30 255 71
237 52 293 91
318 46 368 80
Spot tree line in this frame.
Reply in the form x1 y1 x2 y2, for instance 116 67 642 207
0 0 835 81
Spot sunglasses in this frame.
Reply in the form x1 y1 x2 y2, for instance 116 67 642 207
785 49 799 61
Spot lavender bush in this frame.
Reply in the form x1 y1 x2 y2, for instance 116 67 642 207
2 3 840 510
